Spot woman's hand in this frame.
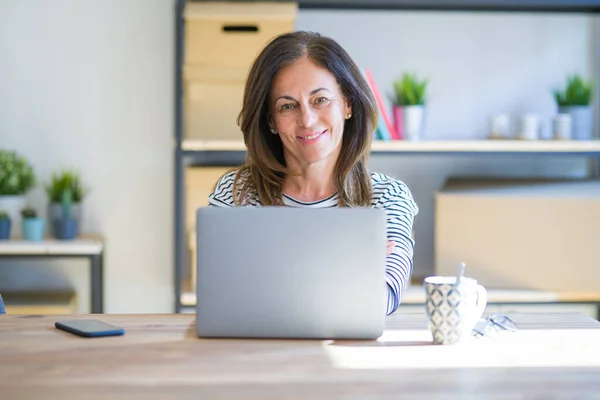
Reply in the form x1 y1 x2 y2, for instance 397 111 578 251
386 241 396 256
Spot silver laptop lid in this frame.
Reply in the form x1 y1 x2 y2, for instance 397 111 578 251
195 206 387 340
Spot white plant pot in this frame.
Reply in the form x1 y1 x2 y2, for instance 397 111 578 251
558 106 593 140
0 195 26 239
403 105 425 141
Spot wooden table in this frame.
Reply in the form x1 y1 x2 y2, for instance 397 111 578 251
0 236 104 313
1 313 600 399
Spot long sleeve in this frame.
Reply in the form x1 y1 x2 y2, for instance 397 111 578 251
376 179 419 315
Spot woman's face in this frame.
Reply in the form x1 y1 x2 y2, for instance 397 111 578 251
269 57 351 170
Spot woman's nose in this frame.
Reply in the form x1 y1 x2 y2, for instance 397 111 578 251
298 105 318 128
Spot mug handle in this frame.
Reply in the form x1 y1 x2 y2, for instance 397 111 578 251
474 284 488 320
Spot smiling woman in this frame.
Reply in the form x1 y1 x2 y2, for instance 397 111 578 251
208 31 419 315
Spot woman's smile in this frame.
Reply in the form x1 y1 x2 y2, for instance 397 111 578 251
297 129 327 142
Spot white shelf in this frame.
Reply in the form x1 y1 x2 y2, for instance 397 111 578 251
0 236 104 256
370 139 600 153
183 139 246 151
182 139 600 154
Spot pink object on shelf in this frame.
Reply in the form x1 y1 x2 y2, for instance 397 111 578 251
393 106 404 140
364 69 400 140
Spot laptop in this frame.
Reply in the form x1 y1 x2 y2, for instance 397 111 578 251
195 206 387 340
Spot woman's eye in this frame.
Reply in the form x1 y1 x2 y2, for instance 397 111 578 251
280 103 295 111
315 97 329 104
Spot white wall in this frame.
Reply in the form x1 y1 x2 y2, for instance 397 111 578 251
0 0 174 313
297 10 596 279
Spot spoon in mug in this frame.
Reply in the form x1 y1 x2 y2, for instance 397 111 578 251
455 262 466 285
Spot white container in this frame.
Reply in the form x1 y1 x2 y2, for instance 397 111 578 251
489 113 511 139
553 113 572 140
518 114 539 140
403 105 425 141
558 106 593 140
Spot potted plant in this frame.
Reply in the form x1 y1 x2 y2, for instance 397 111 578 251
392 72 429 141
0 210 11 240
0 149 36 238
45 169 86 239
21 206 45 241
52 189 78 240
553 74 594 140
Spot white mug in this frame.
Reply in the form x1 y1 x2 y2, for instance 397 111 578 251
519 114 540 140
424 276 487 345
489 113 510 139
553 114 572 140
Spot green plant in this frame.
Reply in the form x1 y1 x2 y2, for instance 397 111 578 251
21 207 37 219
45 169 86 203
0 149 36 196
0 210 9 220
553 74 594 106
393 72 429 106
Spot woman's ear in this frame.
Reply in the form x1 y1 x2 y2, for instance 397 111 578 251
268 119 277 135
345 101 352 120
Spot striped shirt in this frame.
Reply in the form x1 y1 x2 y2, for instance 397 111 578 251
208 170 419 315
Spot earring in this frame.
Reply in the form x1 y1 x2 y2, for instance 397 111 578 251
270 128 277 134
346 113 352 119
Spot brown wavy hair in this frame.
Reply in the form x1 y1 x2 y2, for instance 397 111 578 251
232 31 378 206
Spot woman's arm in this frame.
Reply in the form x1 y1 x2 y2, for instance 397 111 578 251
378 180 419 315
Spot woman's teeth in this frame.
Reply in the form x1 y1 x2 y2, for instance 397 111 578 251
301 131 324 140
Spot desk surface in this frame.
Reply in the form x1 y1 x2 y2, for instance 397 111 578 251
0 235 103 255
1 312 599 399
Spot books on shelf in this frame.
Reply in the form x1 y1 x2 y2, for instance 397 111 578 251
362 68 402 141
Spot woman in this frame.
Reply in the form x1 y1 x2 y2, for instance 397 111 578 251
208 31 418 315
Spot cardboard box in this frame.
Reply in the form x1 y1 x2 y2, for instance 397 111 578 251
185 166 238 291
184 2 298 68
185 166 235 230
183 66 246 140
435 178 600 292
183 2 297 140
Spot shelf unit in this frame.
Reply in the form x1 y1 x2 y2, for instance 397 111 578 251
173 0 600 313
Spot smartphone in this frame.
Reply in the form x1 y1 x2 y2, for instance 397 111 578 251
55 319 125 338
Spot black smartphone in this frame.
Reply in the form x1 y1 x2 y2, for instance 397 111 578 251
55 319 125 338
